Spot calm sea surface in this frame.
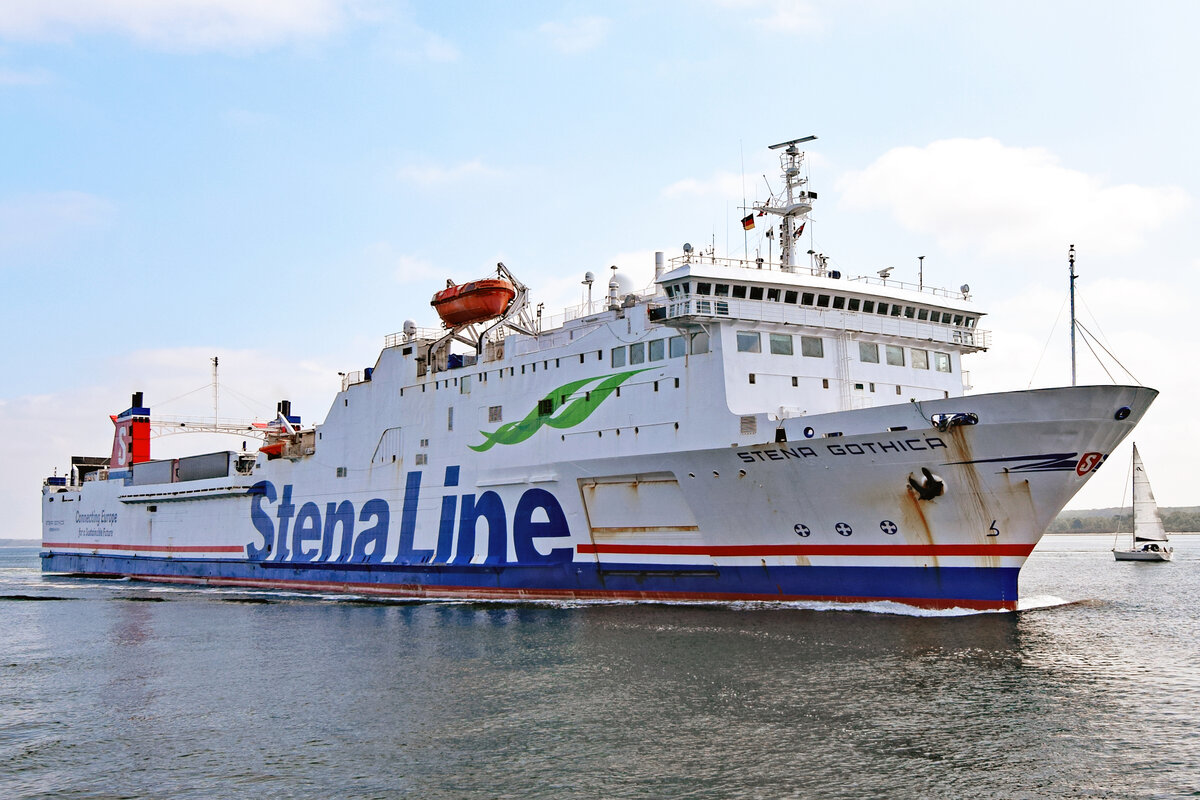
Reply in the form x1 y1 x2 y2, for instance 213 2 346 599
2 535 1198 799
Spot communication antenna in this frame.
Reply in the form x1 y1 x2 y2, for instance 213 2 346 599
756 135 818 270
212 356 219 425
1069 244 1077 386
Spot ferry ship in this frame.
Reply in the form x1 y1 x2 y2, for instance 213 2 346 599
41 138 1156 610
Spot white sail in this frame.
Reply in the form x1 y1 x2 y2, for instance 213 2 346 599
1131 444 1168 542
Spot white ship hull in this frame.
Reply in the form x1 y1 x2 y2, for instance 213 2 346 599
43 385 1155 610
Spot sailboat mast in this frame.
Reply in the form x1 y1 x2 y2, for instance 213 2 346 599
1069 244 1077 386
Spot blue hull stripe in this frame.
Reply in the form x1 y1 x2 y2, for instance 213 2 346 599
41 552 1020 609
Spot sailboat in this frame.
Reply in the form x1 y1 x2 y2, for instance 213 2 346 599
1113 444 1173 562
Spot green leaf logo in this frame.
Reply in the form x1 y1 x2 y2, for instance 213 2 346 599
470 368 651 452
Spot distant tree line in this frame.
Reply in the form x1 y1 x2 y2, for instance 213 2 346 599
1049 507 1200 533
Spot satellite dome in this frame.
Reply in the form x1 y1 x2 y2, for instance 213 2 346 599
403 320 417 337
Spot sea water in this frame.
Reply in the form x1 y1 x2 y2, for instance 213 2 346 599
2 535 1198 799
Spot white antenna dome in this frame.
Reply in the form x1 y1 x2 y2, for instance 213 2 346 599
583 271 595 284
403 320 417 337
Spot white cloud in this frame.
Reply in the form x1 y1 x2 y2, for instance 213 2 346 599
661 170 747 200
838 138 1190 256
0 190 113 253
0 0 358 51
710 0 822 33
0 66 51 84
537 16 611 54
396 159 504 186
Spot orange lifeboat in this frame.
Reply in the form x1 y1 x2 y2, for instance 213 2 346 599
431 278 516 326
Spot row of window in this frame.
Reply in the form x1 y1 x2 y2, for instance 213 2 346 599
611 332 710 368
859 342 952 372
736 331 824 357
665 280 977 327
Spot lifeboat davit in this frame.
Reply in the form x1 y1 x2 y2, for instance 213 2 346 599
431 278 516 326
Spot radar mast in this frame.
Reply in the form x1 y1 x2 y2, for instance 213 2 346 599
755 135 817 271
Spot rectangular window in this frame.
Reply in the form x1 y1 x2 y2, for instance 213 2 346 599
816 294 830 308
792 376 798 387
665 285 675 298
832 296 846 310
696 282 712 295
896 385 903 395
538 398 554 416
489 405 502 422
848 298 860 312
904 306 916 319
749 286 764 301
912 349 929 369
801 292 815 306
447 407 454 431
460 375 472 394
862 300 875 313
737 331 762 353
649 339 665 361
669 335 686 358
611 347 626 368
953 314 964 326
876 303 889 315
784 290 798 304
714 284 730 297
886 345 905 366
801 336 824 358
934 352 952 373
929 311 941 323
629 342 645 364
859 342 880 363
769 333 793 355
917 308 929 321
891 305 902 317
767 288 781 302
748 373 756 384
732 285 747 299
822 378 829 389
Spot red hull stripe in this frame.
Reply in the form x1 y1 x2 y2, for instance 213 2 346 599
130 574 1015 611
576 543 1036 557
42 541 244 554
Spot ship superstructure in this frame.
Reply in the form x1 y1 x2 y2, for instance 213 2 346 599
41 139 1156 610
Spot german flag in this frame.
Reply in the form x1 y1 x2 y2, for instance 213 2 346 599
741 214 755 231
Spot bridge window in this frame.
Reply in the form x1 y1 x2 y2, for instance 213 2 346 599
817 294 830 308
749 286 764 301
953 314 964 326
784 290 798 304
801 292 815 305
912 349 929 370
934 352 952 373
737 331 761 353
886 345 905 366
696 282 712 295
890 305 902 317
732 285 747 299
904 306 916 319
862 300 875 313
767 288 781 302
917 308 929 321
848 298 860 311
770 333 793 355
714 284 730 297
832 296 846 310
876 303 889 315
801 336 824 358
859 342 879 363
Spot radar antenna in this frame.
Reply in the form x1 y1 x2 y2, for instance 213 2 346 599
755 135 817 271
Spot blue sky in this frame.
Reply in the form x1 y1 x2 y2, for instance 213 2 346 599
3 1 1198 536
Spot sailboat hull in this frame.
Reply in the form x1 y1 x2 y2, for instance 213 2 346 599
1113 548 1173 562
